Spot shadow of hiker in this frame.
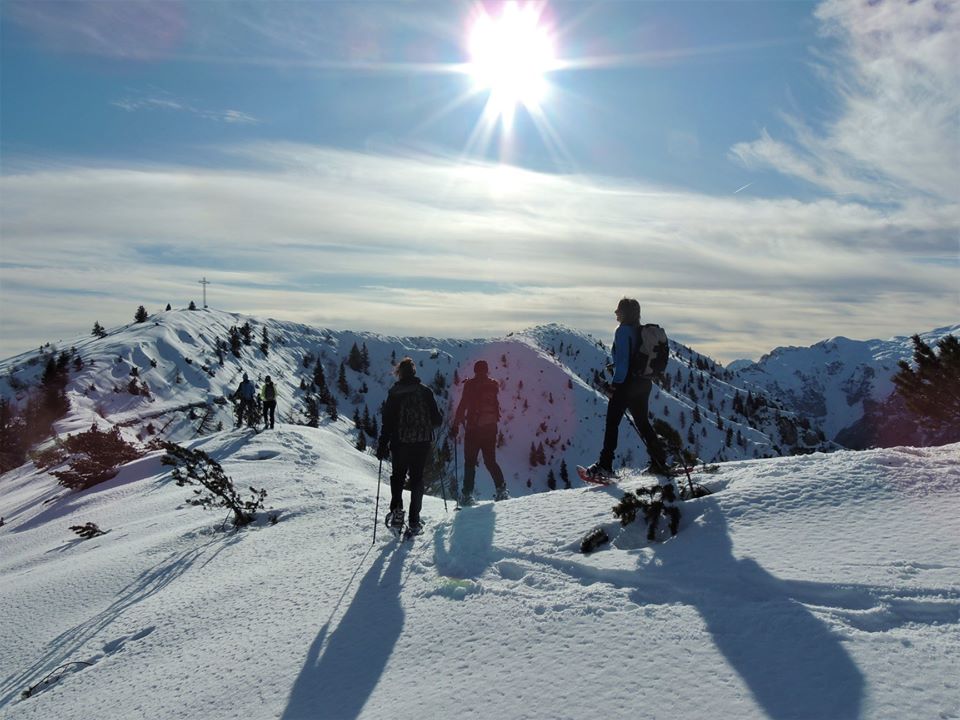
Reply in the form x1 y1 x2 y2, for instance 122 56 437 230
432 502 496 580
282 546 405 720
635 499 865 720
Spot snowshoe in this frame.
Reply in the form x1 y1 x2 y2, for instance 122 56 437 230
458 492 476 507
402 523 424 541
577 463 616 486
493 486 510 502
384 509 405 538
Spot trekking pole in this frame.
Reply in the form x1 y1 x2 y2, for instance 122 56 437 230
625 411 695 493
437 435 448 513
373 456 383 545
453 432 461 510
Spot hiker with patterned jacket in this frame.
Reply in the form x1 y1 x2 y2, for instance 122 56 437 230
378 357 442 535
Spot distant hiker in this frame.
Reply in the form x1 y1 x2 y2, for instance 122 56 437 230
582 298 669 482
233 373 256 428
261 376 277 429
451 360 509 504
378 357 442 536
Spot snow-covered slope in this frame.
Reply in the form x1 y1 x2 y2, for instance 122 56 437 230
730 325 960 448
0 309 831 499
1 424 958 720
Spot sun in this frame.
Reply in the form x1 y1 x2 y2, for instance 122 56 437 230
467 2 556 123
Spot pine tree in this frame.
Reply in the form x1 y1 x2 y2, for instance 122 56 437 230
165 303 172 311
260 327 269 356
313 359 329 401
356 430 367 452
134 305 148 323
560 459 570 489
92 321 107 338
188 300 197 311
39 356 70 433
362 405 373 434
229 326 242 357
304 395 320 428
337 363 349 396
348 342 363 372
326 395 339 421
536 442 546 466
360 343 370 373
240 322 253 346
0 399 28 473
892 334 960 431
53 424 142 491
547 468 556 490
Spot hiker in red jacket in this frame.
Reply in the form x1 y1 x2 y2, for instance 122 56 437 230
451 360 509 504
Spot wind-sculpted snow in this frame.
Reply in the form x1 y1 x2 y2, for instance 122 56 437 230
1 425 957 719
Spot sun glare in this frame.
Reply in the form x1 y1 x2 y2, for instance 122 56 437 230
467 2 555 123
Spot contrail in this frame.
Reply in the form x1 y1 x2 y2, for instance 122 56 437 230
733 182 753 194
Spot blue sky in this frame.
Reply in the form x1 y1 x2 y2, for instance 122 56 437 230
1 0 957 362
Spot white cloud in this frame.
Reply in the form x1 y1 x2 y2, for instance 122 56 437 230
112 91 260 125
1 144 956 363
731 0 960 203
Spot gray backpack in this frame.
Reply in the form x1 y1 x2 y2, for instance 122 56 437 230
631 324 669 378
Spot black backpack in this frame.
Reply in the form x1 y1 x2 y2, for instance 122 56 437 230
631 324 669 379
397 388 437 443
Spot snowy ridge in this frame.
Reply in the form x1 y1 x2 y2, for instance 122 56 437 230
1 422 958 719
730 324 960 446
0 309 833 500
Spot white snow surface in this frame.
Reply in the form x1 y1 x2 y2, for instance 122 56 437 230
1 425 958 720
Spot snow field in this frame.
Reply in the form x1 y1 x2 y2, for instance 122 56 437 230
2 423 958 719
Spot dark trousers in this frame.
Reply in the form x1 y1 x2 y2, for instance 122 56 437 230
390 440 430 525
262 400 276 428
599 379 667 470
236 399 254 427
462 424 505 494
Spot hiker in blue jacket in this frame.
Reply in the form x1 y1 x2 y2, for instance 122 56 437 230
585 298 668 480
233 373 256 428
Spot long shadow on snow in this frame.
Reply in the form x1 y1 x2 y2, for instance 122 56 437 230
485 496 866 720
431 502 496 579
631 499 864 720
282 545 405 720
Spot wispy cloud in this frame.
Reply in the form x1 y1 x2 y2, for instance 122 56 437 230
1 143 956 362
5 0 188 60
731 0 960 203
112 90 259 124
